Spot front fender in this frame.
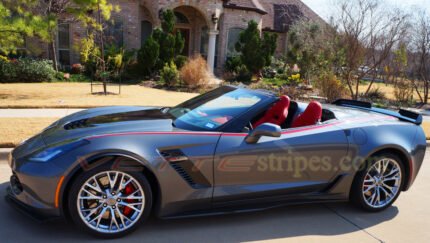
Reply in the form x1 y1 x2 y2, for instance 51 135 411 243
58 149 159 218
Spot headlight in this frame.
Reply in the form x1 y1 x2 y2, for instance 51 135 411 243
29 140 89 162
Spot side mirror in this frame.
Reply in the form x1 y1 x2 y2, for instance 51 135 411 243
245 123 282 144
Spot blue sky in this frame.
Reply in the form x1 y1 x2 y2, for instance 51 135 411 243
301 0 430 21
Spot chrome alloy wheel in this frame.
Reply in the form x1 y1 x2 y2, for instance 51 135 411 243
77 171 145 233
362 158 402 208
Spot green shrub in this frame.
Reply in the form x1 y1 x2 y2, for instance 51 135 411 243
160 62 179 87
137 36 160 75
236 66 252 82
105 45 136 81
235 20 278 76
249 81 277 91
394 81 413 106
0 58 56 83
262 66 277 78
263 58 288 78
79 35 100 79
275 72 291 81
263 77 288 87
0 55 8 62
154 10 185 65
225 56 243 74
315 72 347 102
175 55 188 69
224 56 252 82
55 71 65 81
66 74 92 83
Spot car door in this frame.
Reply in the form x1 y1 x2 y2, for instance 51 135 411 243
213 121 349 203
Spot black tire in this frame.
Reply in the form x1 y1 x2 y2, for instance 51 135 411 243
350 152 405 212
67 163 153 238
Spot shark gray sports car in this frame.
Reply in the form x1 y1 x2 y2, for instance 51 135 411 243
6 86 426 238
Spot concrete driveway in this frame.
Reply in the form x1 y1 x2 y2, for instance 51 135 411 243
0 152 429 243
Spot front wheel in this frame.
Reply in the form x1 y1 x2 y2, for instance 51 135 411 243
350 153 405 212
68 165 152 238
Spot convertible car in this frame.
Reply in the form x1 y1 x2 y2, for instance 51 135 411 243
6 86 426 238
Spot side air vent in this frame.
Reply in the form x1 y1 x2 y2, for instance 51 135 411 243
64 119 89 130
170 162 198 187
160 149 211 189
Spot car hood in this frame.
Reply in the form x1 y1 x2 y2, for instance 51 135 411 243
13 106 174 157
44 106 175 144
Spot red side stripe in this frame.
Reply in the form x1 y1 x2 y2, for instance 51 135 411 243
88 131 222 139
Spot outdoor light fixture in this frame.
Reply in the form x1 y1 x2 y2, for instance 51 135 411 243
211 13 219 24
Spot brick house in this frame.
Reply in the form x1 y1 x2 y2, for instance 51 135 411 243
48 0 323 75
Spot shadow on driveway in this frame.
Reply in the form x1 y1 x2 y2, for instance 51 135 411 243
0 182 398 242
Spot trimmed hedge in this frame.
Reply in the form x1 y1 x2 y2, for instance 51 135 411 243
0 58 56 83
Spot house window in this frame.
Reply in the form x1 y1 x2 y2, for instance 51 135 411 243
273 4 304 32
106 20 124 47
141 20 153 47
227 28 243 57
200 27 209 57
57 23 71 66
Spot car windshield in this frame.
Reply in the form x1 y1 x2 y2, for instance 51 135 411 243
167 87 266 131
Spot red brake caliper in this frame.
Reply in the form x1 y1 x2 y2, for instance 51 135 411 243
122 184 135 216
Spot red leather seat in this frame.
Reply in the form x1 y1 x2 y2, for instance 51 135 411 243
291 101 322 128
253 95 290 128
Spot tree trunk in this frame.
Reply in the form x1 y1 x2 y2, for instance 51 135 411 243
364 72 378 95
412 79 424 103
354 77 360 100
49 40 58 72
97 2 107 95
425 80 429 104
345 72 354 99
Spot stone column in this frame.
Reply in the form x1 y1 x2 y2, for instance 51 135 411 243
207 30 218 73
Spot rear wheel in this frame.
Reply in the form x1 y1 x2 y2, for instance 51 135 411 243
350 153 404 212
68 165 152 238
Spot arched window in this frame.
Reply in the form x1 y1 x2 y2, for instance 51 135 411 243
227 28 244 57
141 20 153 47
175 11 189 24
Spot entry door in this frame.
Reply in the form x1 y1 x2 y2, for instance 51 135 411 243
213 123 349 203
175 28 190 56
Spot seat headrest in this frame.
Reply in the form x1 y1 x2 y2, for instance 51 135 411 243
273 95 290 109
306 101 322 117
291 101 322 128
